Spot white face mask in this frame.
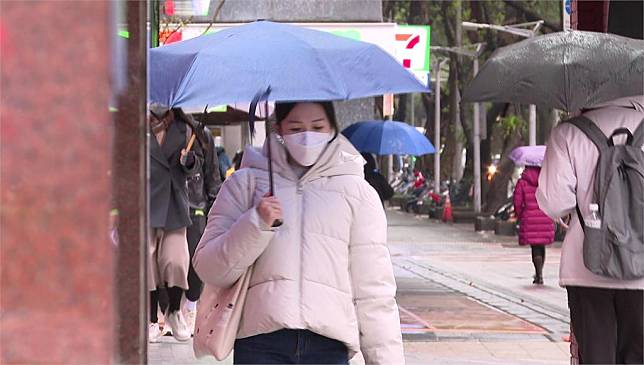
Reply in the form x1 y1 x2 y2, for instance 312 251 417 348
282 131 333 166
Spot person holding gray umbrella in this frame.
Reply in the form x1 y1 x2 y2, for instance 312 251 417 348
537 95 644 364
193 101 404 364
463 31 644 364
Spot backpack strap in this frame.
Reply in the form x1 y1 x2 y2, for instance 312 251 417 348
566 116 608 232
632 117 644 147
566 116 609 153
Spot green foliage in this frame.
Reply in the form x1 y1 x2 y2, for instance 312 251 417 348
498 115 527 138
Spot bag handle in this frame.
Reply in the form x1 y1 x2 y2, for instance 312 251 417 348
608 128 634 146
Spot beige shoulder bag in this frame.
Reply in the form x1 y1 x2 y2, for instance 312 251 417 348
193 267 253 360
193 170 256 360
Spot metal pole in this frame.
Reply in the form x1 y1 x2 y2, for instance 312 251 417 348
473 57 482 213
528 24 538 147
410 94 415 127
149 0 159 48
529 104 537 145
434 61 443 193
387 113 394 181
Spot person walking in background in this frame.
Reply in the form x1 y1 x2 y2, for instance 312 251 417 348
148 104 203 343
216 146 232 181
184 123 221 333
537 95 644 364
361 152 394 204
513 165 554 285
225 150 244 178
193 101 404 364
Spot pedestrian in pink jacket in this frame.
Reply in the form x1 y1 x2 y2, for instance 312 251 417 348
513 166 554 285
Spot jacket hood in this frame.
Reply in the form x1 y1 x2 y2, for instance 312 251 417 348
521 166 541 186
586 95 644 112
241 133 365 182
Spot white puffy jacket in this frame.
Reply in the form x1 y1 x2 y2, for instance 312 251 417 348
193 134 404 364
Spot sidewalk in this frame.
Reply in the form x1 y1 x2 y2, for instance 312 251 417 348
149 208 570 364
391 208 569 364
149 339 569 365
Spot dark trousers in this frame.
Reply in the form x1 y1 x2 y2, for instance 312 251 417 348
150 286 182 323
233 329 349 365
531 245 546 280
186 211 206 302
567 286 643 364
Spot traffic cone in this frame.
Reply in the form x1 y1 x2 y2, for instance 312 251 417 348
442 194 453 223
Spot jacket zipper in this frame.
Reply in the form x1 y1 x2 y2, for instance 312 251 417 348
296 180 304 326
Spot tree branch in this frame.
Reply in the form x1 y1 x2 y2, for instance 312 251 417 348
202 0 227 35
504 0 562 32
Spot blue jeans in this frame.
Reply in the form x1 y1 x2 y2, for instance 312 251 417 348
233 329 349 364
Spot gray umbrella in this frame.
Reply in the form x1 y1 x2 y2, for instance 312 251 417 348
462 30 644 112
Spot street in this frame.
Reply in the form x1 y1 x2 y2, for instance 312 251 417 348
149 208 571 364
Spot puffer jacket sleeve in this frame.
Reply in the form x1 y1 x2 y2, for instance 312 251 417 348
349 183 405 365
513 179 525 219
536 125 578 219
193 169 275 288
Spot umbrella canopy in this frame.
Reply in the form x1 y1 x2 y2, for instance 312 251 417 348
509 145 547 167
342 120 436 156
462 30 644 112
149 20 428 108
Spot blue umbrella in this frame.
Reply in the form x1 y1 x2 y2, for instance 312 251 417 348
342 120 436 156
149 20 428 107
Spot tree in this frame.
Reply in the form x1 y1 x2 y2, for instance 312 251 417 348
382 0 561 212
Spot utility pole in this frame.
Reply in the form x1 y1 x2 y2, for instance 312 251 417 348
434 59 448 193
431 44 485 212
473 55 482 213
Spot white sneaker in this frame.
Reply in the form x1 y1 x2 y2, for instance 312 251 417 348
148 323 162 343
165 310 190 342
184 308 197 336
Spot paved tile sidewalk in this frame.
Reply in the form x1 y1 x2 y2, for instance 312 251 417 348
149 339 568 365
148 209 572 364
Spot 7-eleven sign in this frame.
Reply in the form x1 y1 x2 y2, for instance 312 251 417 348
394 25 431 75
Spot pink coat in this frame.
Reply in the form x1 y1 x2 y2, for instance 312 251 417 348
513 167 554 245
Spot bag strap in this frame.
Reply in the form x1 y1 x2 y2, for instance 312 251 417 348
567 116 606 232
567 116 609 153
576 205 586 233
632 117 644 147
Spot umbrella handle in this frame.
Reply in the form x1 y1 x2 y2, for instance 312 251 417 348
265 98 283 228
185 133 196 152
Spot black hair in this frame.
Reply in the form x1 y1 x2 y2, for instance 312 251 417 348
361 152 377 171
274 101 338 132
232 150 244 170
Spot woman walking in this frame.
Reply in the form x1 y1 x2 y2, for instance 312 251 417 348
513 165 555 285
193 101 404 364
148 105 203 342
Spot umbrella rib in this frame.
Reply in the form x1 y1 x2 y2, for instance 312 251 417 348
280 27 349 100
311 46 350 100
172 53 202 107
367 122 383 154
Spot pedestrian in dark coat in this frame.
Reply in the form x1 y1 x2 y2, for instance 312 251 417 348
361 153 393 203
148 105 203 343
184 125 221 331
513 166 554 285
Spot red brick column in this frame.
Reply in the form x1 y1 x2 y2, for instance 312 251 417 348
1 2 114 363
